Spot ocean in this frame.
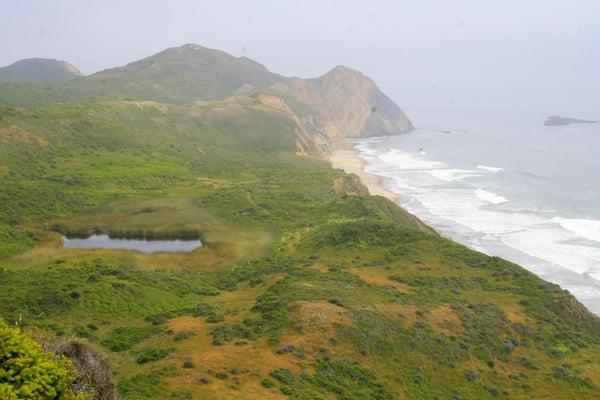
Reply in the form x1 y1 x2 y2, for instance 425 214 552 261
353 105 600 314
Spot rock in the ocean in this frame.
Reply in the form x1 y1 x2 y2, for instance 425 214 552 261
544 115 598 126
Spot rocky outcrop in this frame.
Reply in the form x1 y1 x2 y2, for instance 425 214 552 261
38 337 117 400
271 65 412 153
544 115 598 126
331 175 370 197
55 341 117 400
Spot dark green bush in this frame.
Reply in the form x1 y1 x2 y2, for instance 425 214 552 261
135 348 171 364
182 357 195 369
101 326 161 352
261 378 275 388
174 331 196 341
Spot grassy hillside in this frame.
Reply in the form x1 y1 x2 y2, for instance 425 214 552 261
0 45 411 159
0 58 81 84
1 98 600 399
0 44 281 107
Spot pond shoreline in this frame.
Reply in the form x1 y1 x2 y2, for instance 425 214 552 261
62 234 203 253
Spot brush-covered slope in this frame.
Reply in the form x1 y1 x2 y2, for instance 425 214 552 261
0 45 410 155
0 58 82 83
0 44 282 106
1 99 600 399
271 65 413 150
86 44 283 103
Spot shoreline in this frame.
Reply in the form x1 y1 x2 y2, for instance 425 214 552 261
329 149 400 202
330 146 439 237
330 141 600 316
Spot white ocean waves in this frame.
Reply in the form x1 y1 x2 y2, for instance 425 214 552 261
475 189 508 205
378 148 442 170
552 217 600 244
353 139 600 314
477 164 504 173
427 169 481 182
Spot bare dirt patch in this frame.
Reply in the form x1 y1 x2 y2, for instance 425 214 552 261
309 263 329 273
428 304 463 335
1 125 47 145
349 267 410 292
284 300 354 349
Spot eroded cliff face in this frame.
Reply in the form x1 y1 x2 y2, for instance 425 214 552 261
256 94 328 159
270 65 412 153
330 175 370 197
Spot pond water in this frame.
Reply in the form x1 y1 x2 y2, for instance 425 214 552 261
62 234 202 253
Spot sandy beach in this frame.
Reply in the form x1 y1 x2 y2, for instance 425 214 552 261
329 149 400 202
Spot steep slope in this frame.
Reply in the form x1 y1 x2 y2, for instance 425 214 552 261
0 58 82 83
271 65 413 151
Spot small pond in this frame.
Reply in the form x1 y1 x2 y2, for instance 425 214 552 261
62 234 202 253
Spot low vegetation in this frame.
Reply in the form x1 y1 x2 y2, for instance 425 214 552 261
1 97 599 399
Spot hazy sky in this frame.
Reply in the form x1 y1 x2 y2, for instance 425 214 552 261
1 0 598 111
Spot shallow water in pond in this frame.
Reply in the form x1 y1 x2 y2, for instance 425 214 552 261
62 234 202 253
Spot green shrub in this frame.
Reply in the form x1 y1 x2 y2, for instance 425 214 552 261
210 324 255 345
174 331 196 341
101 326 161 352
269 359 394 400
261 378 275 388
117 366 176 398
215 371 228 380
0 320 80 399
135 348 172 364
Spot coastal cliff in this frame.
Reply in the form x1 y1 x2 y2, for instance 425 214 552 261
271 66 413 153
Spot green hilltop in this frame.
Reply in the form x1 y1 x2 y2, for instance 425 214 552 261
0 44 281 106
0 58 82 84
1 44 599 399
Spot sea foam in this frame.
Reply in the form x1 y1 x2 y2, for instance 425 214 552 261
355 139 600 282
475 189 508 205
552 217 600 244
426 169 481 182
352 115 600 314
477 164 504 173
378 149 442 170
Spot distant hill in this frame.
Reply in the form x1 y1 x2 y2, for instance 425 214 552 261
0 58 81 83
0 44 412 155
0 44 282 106
85 43 284 103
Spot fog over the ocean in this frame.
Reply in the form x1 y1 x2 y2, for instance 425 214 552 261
1 0 598 112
